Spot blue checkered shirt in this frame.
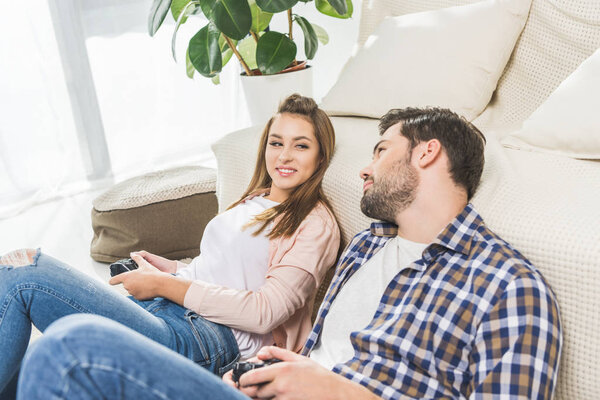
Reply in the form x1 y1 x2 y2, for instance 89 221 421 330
303 204 562 399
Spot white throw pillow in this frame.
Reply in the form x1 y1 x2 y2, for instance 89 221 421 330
501 48 600 159
320 0 531 121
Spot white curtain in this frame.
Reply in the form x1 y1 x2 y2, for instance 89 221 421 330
0 0 247 219
81 0 248 176
0 0 361 219
0 1 90 218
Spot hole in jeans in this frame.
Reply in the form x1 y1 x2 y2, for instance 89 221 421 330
0 248 38 267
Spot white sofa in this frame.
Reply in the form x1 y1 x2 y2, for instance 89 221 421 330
212 0 600 398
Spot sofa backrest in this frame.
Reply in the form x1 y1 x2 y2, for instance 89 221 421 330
353 1 600 399
213 2 600 398
357 0 600 132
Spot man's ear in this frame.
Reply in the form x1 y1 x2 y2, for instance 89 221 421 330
415 139 442 168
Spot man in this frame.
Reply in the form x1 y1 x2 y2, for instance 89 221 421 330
17 108 562 399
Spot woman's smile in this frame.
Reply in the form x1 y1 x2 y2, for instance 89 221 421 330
276 166 297 177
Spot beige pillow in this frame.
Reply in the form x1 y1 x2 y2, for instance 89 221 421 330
502 48 600 159
320 0 531 121
91 166 217 263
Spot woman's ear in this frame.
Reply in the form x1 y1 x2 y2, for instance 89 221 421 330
416 139 442 168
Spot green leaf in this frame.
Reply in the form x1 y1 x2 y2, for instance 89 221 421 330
312 23 329 45
188 23 223 77
249 0 273 33
315 0 352 19
255 0 298 13
238 36 258 70
185 47 195 78
172 1 199 61
222 47 234 67
294 16 318 60
321 0 346 15
256 31 297 75
213 0 252 40
148 0 173 36
199 0 216 19
211 74 221 84
171 0 193 23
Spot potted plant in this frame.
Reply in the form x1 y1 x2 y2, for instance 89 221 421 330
148 0 353 123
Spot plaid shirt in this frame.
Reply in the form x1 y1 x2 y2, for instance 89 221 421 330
303 204 562 399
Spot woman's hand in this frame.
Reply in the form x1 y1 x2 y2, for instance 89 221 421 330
110 254 193 305
109 253 169 300
131 250 177 273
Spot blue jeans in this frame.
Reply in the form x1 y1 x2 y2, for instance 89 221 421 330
0 251 240 393
18 315 249 400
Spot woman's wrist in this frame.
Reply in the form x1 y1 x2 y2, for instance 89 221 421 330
169 260 178 273
156 273 192 306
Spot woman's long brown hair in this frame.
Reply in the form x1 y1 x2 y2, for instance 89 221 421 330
227 94 336 239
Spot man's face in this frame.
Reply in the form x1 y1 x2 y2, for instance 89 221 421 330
359 123 419 222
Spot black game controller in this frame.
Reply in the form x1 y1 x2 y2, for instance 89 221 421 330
109 258 139 277
231 358 282 384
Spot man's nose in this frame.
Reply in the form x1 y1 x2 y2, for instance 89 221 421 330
359 164 372 180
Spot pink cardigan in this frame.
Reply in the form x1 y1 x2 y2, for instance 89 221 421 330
180 200 340 353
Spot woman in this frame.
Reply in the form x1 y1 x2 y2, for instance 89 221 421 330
0 94 340 392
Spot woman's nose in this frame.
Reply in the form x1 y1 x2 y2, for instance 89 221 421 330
278 147 292 162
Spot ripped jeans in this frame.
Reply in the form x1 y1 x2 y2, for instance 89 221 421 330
0 250 240 393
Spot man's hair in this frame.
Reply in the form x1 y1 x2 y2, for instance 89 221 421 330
379 107 486 200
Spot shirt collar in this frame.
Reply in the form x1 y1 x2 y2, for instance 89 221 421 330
368 203 483 258
429 203 482 258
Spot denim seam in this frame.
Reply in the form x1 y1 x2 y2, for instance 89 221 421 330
58 359 80 400
60 362 171 400
204 320 227 363
0 284 93 328
185 313 211 362
218 352 241 376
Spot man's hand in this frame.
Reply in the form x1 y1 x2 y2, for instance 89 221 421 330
109 253 167 300
231 346 380 400
131 250 177 273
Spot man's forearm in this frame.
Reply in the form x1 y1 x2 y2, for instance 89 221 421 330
330 373 382 400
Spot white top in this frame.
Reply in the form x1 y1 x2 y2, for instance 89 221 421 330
177 195 278 358
309 235 428 370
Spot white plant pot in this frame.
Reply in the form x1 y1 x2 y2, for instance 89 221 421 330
240 66 313 126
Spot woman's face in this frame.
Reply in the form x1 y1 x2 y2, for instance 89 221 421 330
264 113 320 202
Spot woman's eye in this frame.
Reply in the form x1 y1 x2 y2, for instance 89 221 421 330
269 141 282 147
296 144 309 150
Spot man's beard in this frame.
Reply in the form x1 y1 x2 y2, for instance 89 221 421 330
360 158 419 222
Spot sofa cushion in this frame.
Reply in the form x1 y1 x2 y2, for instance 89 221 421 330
501 47 600 159
91 166 217 263
320 0 531 121
355 0 600 137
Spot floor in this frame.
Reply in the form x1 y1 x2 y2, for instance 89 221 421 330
0 189 112 283
0 189 127 341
